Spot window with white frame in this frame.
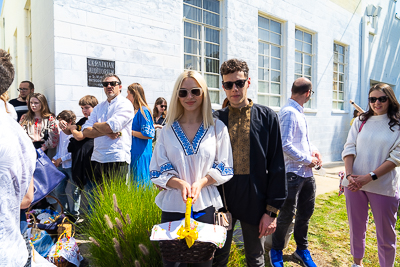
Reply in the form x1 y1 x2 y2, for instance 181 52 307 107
295 29 313 108
183 0 220 103
333 43 346 110
258 16 282 107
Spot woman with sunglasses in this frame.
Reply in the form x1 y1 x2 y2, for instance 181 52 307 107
150 70 233 266
20 93 59 153
127 83 155 186
153 97 168 129
342 83 400 267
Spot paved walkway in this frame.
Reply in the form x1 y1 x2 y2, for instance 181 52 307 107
313 161 344 196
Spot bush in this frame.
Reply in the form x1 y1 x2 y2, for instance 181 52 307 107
79 176 162 267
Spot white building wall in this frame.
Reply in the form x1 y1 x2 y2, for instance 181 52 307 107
0 0 55 108
222 0 362 161
53 0 182 118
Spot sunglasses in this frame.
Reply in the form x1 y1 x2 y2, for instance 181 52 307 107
160 105 167 109
18 88 29 92
102 81 120 87
222 78 248 90
178 88 202 98
368 96 388 103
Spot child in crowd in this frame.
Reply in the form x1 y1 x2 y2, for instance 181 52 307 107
51 110 79 219
60 95 98 213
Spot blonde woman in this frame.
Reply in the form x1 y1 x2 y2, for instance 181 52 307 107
127 83 155 186
150 70 233 267
20 93 59 153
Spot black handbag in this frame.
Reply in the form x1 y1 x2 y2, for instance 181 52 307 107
31 148 66 206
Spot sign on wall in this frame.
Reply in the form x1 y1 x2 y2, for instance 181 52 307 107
87 58 115 87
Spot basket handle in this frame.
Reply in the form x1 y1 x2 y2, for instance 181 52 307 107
185 197 192 230
27 195 64 214
58 216 76 237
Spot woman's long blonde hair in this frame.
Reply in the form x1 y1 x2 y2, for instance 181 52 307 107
127 83 152 121
20 93 52 126
165 70 214 129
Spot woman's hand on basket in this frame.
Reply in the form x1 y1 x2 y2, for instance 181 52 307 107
178 180 192 203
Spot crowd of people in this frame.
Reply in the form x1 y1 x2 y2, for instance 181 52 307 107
1 49 399 267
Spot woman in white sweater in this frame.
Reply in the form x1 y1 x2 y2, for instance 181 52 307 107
342 83 400 267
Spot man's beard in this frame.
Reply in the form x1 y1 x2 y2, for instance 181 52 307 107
21 96 27 101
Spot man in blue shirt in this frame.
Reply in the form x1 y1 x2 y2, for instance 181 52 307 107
269 77 322 267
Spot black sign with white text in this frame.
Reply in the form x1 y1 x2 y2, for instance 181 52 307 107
87 58 115 87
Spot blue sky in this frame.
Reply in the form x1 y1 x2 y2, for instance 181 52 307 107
0 0 3 14
396 1 400 17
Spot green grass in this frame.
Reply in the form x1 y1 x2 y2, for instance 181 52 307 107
79 176 162 267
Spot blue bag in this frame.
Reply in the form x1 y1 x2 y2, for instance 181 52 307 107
32 148 66 205
29 228 54 257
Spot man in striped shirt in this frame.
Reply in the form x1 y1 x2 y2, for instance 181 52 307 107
9 80 34 121
269 77 322 267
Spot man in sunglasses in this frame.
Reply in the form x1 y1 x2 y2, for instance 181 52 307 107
213 59 286 267
269 77 321 267
81 73 134 183
9 80 34 121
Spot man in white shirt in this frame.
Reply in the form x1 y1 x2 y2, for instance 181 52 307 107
269 77 321 267
82 73 134 182
0 49 36 266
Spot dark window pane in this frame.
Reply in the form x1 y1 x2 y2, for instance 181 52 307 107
184 22 201 39
205 74 219 88
339 64 344 73
295 52 302 63
259 42 269 55
204 0 219 13
184 5 201 22
203 10 219 27
258 16 269 30
184 38 200 55
295 63 303 74
270 32 281 45
209 90 219 103
205 27 219 43
184 0 201 8
295 40 302 51
258 94 268 106
259 28 269 42
205 43 219 58
270 20 281 34
270 96 280 107
271 83 280 94
258 81 269 93
258 55 269 68
304 32 312 43
271 58 280 70
271 45 280 58
205 58 219 73
303 43 312 53
304 65 311 76
271 70 280 82
295 29 303 40
304 54 312 65
184 55 201 71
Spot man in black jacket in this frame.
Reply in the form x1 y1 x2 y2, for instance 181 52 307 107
213 59 287 267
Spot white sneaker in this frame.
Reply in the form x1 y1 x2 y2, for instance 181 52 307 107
351 264 362 267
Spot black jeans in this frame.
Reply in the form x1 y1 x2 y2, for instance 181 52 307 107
272 173 316 250
161 206 215 267
212 218 266 267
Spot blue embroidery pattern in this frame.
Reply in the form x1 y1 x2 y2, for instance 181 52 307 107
212 162 234 176
150 163 175 179
172 121 207 156
141 124 155 137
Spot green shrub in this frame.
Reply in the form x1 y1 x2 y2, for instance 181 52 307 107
79 176 162 267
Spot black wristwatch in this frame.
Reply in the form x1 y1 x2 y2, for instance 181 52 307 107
265 210 278 218
369 172 378 180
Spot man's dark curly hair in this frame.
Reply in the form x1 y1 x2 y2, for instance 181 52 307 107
0 50 14 95
220 59 249 79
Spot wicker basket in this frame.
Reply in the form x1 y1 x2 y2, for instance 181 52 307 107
158 198 217 263
27 195 65 237
57 217 74 238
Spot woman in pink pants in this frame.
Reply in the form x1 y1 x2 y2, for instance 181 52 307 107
342 83 400 267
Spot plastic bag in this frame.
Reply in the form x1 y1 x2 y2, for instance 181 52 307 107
27 228 54 258
47 232 83 267
31 248 56 267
